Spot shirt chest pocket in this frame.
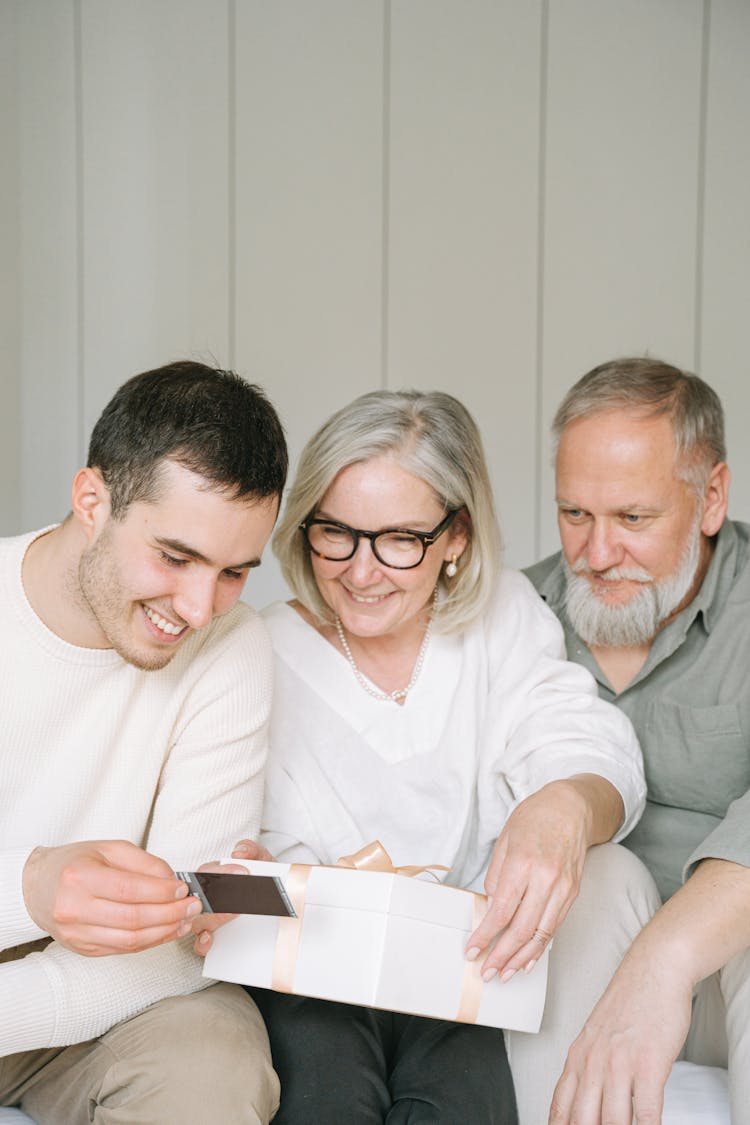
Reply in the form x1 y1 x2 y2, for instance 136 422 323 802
641 701 749 818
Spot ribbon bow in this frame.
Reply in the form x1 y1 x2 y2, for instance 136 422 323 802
336 840 449 881
270 841 487 1024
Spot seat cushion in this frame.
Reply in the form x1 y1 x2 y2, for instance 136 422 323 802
663 1062 729 1124
0 1060 729 1125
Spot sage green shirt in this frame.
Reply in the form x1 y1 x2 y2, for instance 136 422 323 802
525 520 750 901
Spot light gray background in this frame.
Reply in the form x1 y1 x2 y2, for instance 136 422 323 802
2 0 748 609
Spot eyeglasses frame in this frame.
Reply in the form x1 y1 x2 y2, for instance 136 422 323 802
299 508 460 570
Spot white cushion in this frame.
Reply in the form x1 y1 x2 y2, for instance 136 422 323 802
0 1060 728 1125
662 1062 729 1124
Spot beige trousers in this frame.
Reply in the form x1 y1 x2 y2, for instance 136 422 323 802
506 843 662 1125
686 945 750 1124
0 976 279 1125
508 843 750 1125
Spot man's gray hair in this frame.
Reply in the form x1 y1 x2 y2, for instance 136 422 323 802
273 389 502 632
552 357 726 491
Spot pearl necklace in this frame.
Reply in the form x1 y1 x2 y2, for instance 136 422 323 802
334 592 436 703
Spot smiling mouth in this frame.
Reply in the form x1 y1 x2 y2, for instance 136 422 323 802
345 588 393 605
143 605 187 637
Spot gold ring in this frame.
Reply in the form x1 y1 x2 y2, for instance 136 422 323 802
533 928 553 944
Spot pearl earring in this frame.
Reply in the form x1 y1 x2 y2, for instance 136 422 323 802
445 555 459 578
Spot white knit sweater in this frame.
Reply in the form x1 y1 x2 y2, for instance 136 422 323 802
0 529 273 1055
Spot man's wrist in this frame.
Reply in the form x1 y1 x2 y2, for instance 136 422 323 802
21 846 49 930
621 922 697 994
0 846 48 946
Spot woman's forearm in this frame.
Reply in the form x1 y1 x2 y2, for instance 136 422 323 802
550 772 625 846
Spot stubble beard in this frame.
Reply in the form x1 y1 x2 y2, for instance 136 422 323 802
77 522 178 671
562 514 703 648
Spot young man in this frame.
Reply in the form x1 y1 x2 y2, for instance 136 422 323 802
525 358 750 1124
0 360 288 1123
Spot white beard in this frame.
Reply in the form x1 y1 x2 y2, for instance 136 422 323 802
562 517 703 648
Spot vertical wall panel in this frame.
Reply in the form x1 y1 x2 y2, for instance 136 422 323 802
80 0 231 435
234 0 385 607
7 1 750 578
700 0 750 521
539 0 704 557
0 1 21 532
388 0 543 567
16 0 79 530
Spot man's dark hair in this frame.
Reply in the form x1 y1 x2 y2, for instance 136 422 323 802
88 360 288 518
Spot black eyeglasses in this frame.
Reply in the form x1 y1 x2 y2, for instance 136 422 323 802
300 509 459 570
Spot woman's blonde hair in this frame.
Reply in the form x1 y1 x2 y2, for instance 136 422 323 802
273 389 502 632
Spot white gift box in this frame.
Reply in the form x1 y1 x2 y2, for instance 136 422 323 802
203 857 548 1033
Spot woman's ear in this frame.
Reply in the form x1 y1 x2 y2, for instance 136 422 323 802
70 467 110 539
700 463 730 537
445 508 471 561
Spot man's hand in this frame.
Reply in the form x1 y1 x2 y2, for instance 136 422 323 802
548 950 692 1124
22 839 203 956
466 776 621 981
192 839 275 956
546 857 750 1122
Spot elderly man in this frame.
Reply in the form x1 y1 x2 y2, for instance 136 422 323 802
0 360 287 1123
524 357 750 1125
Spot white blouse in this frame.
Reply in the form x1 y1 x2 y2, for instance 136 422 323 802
260 568 646 892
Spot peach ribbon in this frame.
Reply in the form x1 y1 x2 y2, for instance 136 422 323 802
270 840 489 1024
271 864 312 994
336 839 449 881
455 891 488 1024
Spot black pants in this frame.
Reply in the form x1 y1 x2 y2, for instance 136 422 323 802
248 988 518 1124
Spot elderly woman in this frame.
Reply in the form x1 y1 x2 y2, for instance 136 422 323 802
206 390 649 1123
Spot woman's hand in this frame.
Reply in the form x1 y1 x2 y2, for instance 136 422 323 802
191 839 275 956
465 775 623 981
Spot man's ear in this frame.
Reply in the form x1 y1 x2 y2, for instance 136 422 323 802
70 467 110 539
700 462 730 537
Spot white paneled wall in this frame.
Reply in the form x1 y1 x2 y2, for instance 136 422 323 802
3 0 749 608
539 0 706 553
0 1 21 534
700 0 750 522
80 0 232 434
387 0 542 563
234 2 385 452
15 1 80 526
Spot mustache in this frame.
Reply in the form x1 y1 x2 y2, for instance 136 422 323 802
570 558 653 584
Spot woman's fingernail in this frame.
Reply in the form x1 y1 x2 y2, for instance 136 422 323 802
198 930 210 947
500 968 515 983
234 843 250 855
177 921 192 937
465 946 480 962
524 959 537 974
482 967 498 983
186 900 202 917
175 882 188 899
